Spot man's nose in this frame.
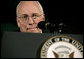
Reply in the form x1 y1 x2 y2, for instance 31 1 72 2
28 17 34 25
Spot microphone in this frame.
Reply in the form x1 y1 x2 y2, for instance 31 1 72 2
38 21 56 29
38 21 66 33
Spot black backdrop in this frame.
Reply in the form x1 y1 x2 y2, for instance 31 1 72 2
0 0 83 34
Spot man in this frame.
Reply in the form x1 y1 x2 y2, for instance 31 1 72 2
16 1 45 33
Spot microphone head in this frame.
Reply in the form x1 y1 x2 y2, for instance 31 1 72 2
38 21 46 29
38 21 56 30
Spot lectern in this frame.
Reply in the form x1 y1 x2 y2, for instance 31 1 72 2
1 32 83 58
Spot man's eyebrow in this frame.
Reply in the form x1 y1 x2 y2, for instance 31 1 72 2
18 13 40 17
19 14 28 17
32 13 40 15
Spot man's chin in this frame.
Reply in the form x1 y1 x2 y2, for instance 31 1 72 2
26 30 36 33
20 28 42 33
20 29 36 33
26 28 42 33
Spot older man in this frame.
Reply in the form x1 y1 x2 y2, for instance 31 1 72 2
16 1 45 33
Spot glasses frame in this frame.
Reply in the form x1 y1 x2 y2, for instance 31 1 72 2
17 14 44 21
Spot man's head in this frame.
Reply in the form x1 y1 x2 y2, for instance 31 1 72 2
16 1 45 33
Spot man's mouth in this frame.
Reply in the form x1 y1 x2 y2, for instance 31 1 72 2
25 27 42 33
26 27 38 30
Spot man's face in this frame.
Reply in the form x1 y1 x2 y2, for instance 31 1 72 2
17 1 45 33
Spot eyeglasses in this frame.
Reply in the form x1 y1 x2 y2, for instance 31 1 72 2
17 13 43 21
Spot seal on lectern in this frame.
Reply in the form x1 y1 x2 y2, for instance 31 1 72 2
40 36 83 58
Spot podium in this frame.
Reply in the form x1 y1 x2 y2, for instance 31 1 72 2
1 32 83 58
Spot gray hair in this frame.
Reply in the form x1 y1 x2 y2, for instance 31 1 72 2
16 1 44 16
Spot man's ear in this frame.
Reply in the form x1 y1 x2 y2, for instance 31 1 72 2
16 19 20 27
42 14 45 21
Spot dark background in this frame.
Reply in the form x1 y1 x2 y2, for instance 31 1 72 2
0 0 83 34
